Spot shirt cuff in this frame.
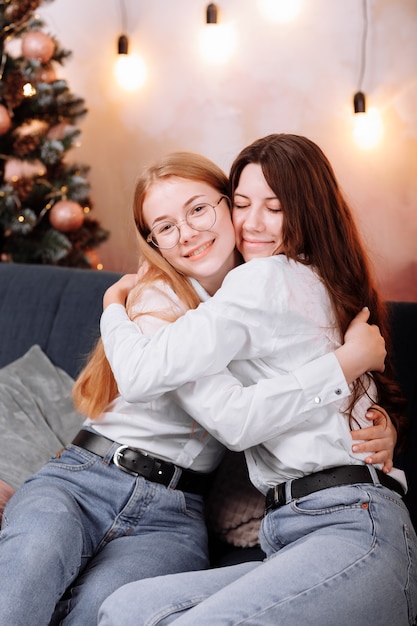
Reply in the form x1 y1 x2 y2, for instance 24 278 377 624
293 352 350 408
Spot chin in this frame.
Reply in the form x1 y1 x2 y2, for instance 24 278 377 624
241 248 272 262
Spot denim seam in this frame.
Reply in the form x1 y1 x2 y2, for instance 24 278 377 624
233 544 379 625
145 597 209 626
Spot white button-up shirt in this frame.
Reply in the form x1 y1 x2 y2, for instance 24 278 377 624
100 256 408 494
85 281 224 472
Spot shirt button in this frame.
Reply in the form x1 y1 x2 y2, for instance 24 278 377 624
314 396 321 404
335 388 342 395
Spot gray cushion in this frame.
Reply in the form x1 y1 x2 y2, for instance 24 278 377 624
0 345 84 491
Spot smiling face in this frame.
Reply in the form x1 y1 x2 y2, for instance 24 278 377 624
142 177 237 295
232 163 285 262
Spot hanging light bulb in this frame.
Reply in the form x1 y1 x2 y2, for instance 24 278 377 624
114 0 147 92
353 106 383 149
200 4 236 65
352 0 382 148
114 33 147 91
353 0 368 117
259 0 302 23
114 36 147 91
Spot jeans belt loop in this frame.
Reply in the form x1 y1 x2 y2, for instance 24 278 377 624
366 464 381 488
167 466 183 490
285 480 293 503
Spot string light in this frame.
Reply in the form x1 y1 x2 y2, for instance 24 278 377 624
115 40 147 91
353 0 368 115
353 107 383 149
259 0 302 23
114 0 147 91
23 82 36 97
200 4 236 65
353 0 383 148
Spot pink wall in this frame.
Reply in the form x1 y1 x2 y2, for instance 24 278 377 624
40 0 417 301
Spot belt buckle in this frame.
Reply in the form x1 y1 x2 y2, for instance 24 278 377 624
113 445 139 476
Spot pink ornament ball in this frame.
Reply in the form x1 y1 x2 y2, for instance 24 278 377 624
4 158 46 181
0 105 12 135
50 200 85 232
22 31 55 64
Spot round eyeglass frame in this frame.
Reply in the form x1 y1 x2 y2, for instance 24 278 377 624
146 196 228 250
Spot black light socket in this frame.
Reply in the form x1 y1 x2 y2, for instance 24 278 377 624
354 91 366 113
206 3 218 24
118 34 129 55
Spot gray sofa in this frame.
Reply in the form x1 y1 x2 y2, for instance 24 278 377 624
0 262 416 565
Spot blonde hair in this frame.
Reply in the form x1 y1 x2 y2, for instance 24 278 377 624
73 152 230 418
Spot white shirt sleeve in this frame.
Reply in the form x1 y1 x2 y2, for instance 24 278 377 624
170 352 348 450
101 261 350 438
101 260 295 398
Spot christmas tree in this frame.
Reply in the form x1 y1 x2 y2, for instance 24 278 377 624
0 0 109 268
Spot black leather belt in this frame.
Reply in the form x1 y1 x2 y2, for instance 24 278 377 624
71 430 213 497
265 465 404 512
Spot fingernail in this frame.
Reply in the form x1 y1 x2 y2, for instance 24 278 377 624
352 445 358 452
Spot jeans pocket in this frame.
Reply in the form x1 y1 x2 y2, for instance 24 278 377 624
178 490 205 521
47 445 98 473
261 486 375 554
292 485 368 516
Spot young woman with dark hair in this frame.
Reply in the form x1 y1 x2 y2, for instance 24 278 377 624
98 135 416 626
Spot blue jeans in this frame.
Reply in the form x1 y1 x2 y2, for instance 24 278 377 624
0 440 209 626
99 479 417 626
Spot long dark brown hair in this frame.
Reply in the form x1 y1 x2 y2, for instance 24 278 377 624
229 133 406 445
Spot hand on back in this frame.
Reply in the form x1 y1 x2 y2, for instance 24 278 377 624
335 308 386 384
103 274 138 309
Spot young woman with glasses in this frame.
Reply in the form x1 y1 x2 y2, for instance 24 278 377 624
0 151 394 626
98 135 416 625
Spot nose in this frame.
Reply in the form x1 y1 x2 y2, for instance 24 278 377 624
178 219 198 243
241 206 263 232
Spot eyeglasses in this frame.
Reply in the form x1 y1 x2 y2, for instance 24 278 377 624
146 196 227 249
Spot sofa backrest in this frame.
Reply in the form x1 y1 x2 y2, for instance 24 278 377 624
0 263 121 379
387 302 417 528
